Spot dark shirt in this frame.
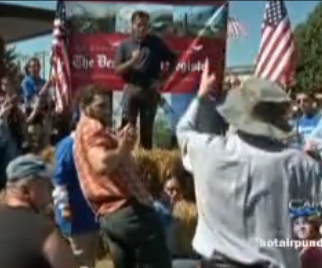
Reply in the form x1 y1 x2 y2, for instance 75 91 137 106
8 105 25 149
115 34 176 88
0 206 53 268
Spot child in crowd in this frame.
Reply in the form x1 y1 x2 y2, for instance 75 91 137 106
161 153 198 259
134 150 173 229
135 149 199 267
290 206 322 268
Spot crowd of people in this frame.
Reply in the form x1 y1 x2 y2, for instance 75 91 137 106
0 67 200 268
1 9 322 268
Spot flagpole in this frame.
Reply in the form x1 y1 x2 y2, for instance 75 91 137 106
48 51 53 81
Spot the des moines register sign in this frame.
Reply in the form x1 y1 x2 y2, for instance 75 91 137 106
67 1 228 93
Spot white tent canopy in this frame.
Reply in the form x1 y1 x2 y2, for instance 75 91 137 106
0 3 54 43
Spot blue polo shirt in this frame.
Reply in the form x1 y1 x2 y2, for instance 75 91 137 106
297 113 322 141
291 112 322 149
53 134 99 235
21 76 46 107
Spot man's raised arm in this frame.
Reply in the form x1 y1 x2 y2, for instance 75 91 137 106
176 60 227 171
176 61 226 146
87 125 136 176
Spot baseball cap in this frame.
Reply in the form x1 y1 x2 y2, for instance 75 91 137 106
6 154 54 184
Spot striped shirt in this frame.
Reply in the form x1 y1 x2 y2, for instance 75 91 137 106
74 114 152 216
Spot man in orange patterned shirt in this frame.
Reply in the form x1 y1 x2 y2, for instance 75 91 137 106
74 85 172 268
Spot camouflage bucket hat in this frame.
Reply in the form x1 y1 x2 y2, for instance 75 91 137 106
217 77 292 141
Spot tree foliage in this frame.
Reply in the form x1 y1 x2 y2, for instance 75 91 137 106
295 2 322 93
3 46 22 82
153 110 173 149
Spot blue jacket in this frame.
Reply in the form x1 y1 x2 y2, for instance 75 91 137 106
53 134 99 235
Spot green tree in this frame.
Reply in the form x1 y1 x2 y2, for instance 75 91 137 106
3 46 21 81
295 2 322 93
153 110 172 149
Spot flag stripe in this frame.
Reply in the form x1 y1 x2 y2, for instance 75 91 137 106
263 29 293 79
52 0 71 114
272 41 294 82
256 19 289 76
227 17 247 38
257 20 291 78
255 0 295 87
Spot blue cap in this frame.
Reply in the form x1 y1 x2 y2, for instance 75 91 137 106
6 154 53 184
289 206 320 219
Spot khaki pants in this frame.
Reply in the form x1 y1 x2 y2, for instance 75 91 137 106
68 231 100 268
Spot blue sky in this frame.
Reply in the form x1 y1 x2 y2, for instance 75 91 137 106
2 0 320 66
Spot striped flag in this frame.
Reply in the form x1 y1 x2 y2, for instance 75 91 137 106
52 0 71 114
228 16 247 38
255 0 295 87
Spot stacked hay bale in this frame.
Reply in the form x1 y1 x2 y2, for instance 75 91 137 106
97 149 198 259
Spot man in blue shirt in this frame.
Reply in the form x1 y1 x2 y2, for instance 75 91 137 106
292 92 321 148
21 58 46 110
53 131 99 268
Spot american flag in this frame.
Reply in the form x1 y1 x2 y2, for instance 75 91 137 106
255 0 295 87
228 17 247 38
52 0 71 114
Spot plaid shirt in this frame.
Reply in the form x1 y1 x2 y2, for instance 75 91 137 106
74 114 152 216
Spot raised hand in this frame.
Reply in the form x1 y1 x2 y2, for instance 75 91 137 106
118 124 138 152
131 49 142 64
198 58 216 98
0 99 13 119
62 206 72 222
304 140 320 159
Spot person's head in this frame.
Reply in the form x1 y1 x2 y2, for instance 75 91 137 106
297 92 316 116
315 93 322 108
26 119 46 152
5 154 53 211
1 75 19 97
217 77 292 141
161 153 193 204
25 57 41 78
1 76 10 94
78 84 112 127
131 11 150 41
293 216 321 241
164 177 182 204
290 206 322 241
